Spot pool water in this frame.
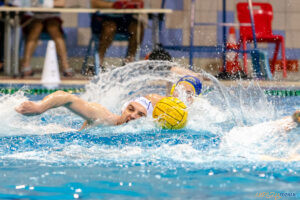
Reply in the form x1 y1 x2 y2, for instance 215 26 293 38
0 61 300 199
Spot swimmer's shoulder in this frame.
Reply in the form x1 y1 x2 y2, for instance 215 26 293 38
145 94 165 107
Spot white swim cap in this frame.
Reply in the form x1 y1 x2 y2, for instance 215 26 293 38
121 97 153 116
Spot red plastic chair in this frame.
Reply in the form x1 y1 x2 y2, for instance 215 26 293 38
236 2 286 77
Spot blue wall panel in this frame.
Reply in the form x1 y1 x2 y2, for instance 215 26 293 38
78 13 91 28
165 0 183 10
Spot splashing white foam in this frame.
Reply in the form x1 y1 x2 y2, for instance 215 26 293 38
0 91 76 136
0 60 298 165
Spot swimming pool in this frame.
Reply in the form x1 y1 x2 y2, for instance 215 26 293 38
0 62 300 200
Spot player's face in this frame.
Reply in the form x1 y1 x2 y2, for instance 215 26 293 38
122 102 147 123
172 82 195 104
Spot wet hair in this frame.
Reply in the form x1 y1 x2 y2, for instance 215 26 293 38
148 48 172 61
146 46 173 71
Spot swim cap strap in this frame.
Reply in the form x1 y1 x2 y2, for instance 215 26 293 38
170 84 176 96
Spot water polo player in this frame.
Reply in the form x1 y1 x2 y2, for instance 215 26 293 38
15 87 299 131
170 75 202 104
15 91 155 127
146 75 203 106
15 75 202 129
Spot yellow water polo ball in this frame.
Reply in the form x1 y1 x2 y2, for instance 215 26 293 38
152 97 188 129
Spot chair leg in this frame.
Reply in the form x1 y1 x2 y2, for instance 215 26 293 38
270 41 280 75
236 41 243 74
280 38 287 78
242 39 248 74
19 33 24 62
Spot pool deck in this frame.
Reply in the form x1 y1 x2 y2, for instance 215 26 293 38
0 77 91 85
0 76 300 89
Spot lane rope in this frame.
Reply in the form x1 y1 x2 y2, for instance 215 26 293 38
264 90 300 97
0 88 300 96
0 88 85 95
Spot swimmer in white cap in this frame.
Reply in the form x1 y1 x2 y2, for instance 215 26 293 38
17 51 204 129
16 91 155 128
15 74 203 129
15 89 300 131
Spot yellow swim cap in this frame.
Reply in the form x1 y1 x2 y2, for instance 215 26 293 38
170 75 202 96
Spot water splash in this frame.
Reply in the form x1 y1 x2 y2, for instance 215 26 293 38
0 60 298 166
81 60 180 112
0 91 77 136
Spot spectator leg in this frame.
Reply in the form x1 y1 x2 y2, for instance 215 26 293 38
46 18 70 73
0 21 4 71
127 20 144 62
22 20 43 74
98 21 117 66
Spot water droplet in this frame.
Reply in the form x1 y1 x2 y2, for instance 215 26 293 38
16 185 25 189
75 188 82 193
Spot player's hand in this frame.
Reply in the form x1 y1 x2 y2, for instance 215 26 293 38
15 101 43 116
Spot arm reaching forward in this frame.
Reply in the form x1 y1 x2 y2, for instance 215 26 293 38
15 91 119 125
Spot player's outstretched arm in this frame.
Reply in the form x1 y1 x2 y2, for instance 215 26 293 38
15 91 118 125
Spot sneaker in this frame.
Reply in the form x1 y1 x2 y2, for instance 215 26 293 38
215 71 231 80
234 71 248 79
63 68 74 77
100 65 107 73
82 65 106 76
20 66 34 78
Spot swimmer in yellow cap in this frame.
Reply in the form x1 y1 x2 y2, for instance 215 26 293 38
145 47 206 105
146 75 203 107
